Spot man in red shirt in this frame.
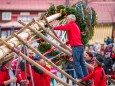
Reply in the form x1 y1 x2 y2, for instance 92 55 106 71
77 55 106 86
54 14 88 80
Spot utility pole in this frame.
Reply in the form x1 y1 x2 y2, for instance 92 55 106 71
66 0 69 6
86 0 88 6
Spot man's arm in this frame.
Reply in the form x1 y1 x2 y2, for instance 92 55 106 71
82 72 94 81
54 24 69 31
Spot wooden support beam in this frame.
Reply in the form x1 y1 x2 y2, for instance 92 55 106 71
0 38 69 86
35 20 72 53
43 16 58 37
13 33 82 85
0 13 62 59
0 20 35 58
19 21 72 57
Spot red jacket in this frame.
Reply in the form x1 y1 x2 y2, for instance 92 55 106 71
39 66 50 86
111 75 115 79
0 66 21 86
29 66 50 86
54 21 83 47
82 66 106 86
0 66 10 86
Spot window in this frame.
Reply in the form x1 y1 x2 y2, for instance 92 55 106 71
17 16 32 22
2 12 12 20
17 16 38 22
20 12 30 15
1 31 7 39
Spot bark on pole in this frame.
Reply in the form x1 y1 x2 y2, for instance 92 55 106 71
0 13 61 59
0 38 69 86
13 33 80 85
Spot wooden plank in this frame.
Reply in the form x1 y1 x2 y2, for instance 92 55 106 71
35 21 72 53
0 13 62 59
0 38 69 86
13 33 82 86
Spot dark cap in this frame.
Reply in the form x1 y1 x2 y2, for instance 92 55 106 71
94 55 104 66
34 54 41 60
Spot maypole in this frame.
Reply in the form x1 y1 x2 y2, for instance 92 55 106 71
0 13 61 59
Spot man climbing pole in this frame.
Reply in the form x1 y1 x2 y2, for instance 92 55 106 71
54 14 90 85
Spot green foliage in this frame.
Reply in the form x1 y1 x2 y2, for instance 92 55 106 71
47 50 60 56
34 1 97 64
47 2 97 45
47 4 55 15
38 43 51 54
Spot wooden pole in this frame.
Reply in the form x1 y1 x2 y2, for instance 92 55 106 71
18 21 72 57
0 38 69 86
35 20 72 53
0 19 35 45
0 20 35 59
43 16 58 38
0 13 62 59
13 33 81 85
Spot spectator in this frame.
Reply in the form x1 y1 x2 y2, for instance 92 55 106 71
103 52 113 85
111 51 115 63
84 52 94 86
103 52 113 75
31 56 50 86
65 59 75 85
0 58 28 86
104 36 111 45
77 55 106 86
94 40 101 52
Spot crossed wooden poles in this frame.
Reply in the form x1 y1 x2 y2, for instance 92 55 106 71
0 13 115 85
0 13 84 86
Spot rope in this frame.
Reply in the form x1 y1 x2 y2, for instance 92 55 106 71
25 46 34 86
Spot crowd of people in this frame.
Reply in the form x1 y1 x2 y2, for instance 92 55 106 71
0 14 115 86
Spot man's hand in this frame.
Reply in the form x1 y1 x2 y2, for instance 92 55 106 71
106 75 111 79
76 79 82 84
10 77 17 83
20 80 29 84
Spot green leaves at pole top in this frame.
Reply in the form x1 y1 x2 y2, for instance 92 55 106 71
47 1 97 45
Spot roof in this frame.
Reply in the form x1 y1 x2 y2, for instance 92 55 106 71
88 1 115 23
0 0 114 23
0 0 80 11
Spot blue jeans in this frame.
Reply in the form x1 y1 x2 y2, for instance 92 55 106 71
72 46 88 79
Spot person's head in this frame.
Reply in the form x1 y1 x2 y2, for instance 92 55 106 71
107 36 110 39
66 14 76 23
37 59 46 67
95 40 99 44
84 52 93 61
112 51 115 55
100 51 104 56
2 58 13 69
29 50 34 56
94 55 104 67
105 52 110 58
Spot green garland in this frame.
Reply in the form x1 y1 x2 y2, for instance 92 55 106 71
34 1 97 65
47 1 97 45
